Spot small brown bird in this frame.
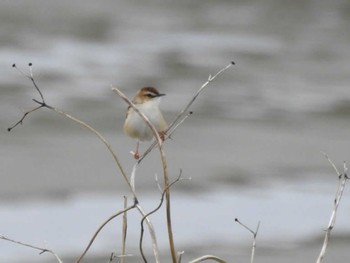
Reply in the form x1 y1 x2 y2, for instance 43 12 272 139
123 87 167 159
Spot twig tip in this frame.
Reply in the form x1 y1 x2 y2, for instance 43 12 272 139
12 63 16 68
231 61 236 65
28 62 32 67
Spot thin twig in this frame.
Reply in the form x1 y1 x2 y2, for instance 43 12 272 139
235 218 260 263
13 63 45 103
139 171 183 263
188 255 227 263
7 104 44 131
112 86 177 263
51 104 136 197
316 157 348 263
135 204 160 263
120 196 128 263
138 61 235 162
76 201 137 263
108 252 116 263
170 61 235 129
138 111 193 163
9 64 135 198
0 234 63 263
177 251 184 263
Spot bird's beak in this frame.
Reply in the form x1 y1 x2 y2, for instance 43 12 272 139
157 93 166 97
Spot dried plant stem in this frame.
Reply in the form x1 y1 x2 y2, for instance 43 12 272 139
316 156 348 263
112 86 176 263
138 111 193 163
136 204 160 262
120 196 128 263
9 65 134 198
169 61 234 129
139 172 183 262
0 234 62 263
45 103 136 197
188 255 227 263
138 61 235 162
76 202 137 263
235 218 260 263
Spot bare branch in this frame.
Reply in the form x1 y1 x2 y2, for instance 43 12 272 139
12 63 45 103
170 61 234 129
120 196 128 263
0 234 63 263
316 158 348 263
235 218 260 263
9 63 138 199
7 104 44 131
138 111 193 163
321 152 341 177
138 61 235 162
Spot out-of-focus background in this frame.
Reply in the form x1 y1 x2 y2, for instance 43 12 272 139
1 0 350 262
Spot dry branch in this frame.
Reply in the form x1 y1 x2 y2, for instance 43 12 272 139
76 201 137 263
137 61 235 163
235 218 260 263
139 171 184 263
316 156 348 263
120 196 128 263
0 234 63 263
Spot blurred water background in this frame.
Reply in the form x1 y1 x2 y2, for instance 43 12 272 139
1 0 350 262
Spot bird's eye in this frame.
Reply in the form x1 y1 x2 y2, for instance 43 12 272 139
146 93 154 98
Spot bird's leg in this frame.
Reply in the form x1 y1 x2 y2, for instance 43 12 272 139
134 141 140 160
158 130 166 141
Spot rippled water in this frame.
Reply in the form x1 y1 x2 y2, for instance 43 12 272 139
1 0 350 262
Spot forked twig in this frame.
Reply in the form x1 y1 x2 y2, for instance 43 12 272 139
316 155 348 263
137 61 235 162
9 63 135 197
235 218 260 263
0 234 63 263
